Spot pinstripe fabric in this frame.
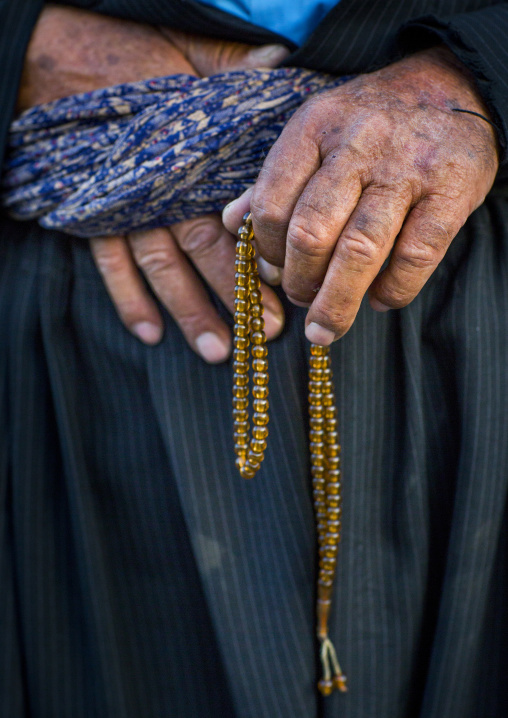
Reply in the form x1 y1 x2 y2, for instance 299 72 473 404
2 1 508 717
2 199 508 717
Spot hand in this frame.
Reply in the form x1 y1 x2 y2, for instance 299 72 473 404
224 47 499 345
20 6 289 360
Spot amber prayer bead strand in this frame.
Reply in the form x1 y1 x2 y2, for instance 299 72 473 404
233 213 270 480
309 346 347 695
233 214 346 696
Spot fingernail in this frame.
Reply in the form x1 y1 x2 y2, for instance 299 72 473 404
196 332 230 363
249 44 290 65
370 298 391 312
258 257 282 284
305 322 336 346
132 321 162 344
264 308 284 338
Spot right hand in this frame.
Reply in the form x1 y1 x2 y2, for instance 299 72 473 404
19 5 288 361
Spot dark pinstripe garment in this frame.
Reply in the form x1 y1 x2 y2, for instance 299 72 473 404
2 1 508 717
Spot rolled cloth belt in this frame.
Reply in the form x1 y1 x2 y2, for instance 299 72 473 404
1 66 353 696
2 67 352 236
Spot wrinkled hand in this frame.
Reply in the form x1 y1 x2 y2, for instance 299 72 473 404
20 6 288 360
224 47 499 345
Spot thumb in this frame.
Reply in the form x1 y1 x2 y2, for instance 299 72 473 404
228 43 291 71
160 28 289 75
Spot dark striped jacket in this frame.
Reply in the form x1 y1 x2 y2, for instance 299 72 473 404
2 0 508 186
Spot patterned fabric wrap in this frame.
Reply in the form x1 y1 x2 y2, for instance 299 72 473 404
1 68 351 238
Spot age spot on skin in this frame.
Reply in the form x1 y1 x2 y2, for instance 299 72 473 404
37 54 56 71
106 53 120 66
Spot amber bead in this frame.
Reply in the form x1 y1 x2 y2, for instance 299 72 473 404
251 385 268 399
250 331 264 346
235 286 248 300
235 324 250 339
309 405 324 418
253 372 269 386
234 373 249 387
234 313 249 328
235 259 251 274
311 456 326 467
234 348 249 363
327 482 342 496
234 297 248 312
248 448 264 464
249 275 261 291
251 438 267 453
232 385 249 398
233 361 248 375
311 465 326 478
249 317 264 333
252 358 268 373
235 273 249 287
319 545 339 558
253 398 269 414
233 409 249 423
252 426 268 440
232 397 248 410
319 558 337 572
234 420 249 433
253 412 269 426
309 380 323 394
251 345 268 359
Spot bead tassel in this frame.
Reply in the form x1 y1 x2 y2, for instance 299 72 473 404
233 213 347 696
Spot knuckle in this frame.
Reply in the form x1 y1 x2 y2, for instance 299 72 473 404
250 196 288 230
339 231 380 268
94 247 127 276
135 247 179 277
375 285 412 309
352 209 391 247
287 222 330 258
395 241 437 272
178 220 221 255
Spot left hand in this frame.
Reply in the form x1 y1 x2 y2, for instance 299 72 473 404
19 6 289 360
224 47 499 345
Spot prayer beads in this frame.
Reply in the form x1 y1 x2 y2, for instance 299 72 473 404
233 215 270 480
233 214 347 696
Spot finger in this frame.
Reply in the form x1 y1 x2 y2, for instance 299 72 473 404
223 194 283 284
250 110 323 266
171 215 285 339
90 236 163 344
128 227 231 363
159 28 290 74
282 158 363 304
368 196 463 310
257 255 282 285
222 187 253 232
304 185 412 344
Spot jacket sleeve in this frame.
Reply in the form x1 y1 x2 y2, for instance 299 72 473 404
0 0 44 182
398 6 508 178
